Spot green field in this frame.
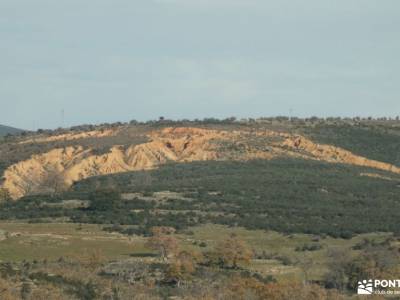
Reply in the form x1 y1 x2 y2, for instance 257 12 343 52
181 224 393 281
0 221 393 283
0 222 148 262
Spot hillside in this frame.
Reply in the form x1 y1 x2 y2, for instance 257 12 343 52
0 120 399 237
0 124 23 136
1 119 400 299
2 126 400 200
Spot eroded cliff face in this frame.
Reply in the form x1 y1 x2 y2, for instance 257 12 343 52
2 127 400 200
18 129 118 144
2 128 225 199
281 135 400 173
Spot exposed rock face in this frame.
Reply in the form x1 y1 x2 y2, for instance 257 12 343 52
2 127 400 200
19 129 117 144
360 173 395 181
2 128 225 199
281 135 400 173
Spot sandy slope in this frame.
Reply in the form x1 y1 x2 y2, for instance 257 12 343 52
2 127 399 200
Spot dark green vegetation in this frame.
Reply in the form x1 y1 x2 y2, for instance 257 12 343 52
303 124 400 165
2 159 399 238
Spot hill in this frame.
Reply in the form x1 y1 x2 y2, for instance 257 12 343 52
0 124 23 136
1 118 400 299
2 126 400 200
0 119 399 238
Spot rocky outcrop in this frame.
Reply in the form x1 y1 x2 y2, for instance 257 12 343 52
19 129 117 144
2 128 225 199
2 127 400 200
281 136 400 173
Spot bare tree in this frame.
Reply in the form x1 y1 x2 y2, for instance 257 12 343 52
41 167 67 197
214 233 253 269
0 188 11 203
145 227 178 262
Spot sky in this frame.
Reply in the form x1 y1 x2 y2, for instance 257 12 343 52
1 0 399 130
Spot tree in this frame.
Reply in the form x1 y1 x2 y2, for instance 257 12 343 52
228 276 344 300
324 249 351 291
41 168 67 198
166 250 202 286
89 188 120 211
145 227 178 261
345 254 379 290
214 234 253 269
20 178 38 197
295 254 314 284
345 246 400 290
0 188 11 203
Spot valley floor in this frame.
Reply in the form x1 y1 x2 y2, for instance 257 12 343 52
0 222 395 299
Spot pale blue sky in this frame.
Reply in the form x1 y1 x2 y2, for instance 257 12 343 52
1 0 399 129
